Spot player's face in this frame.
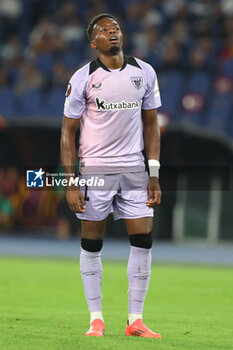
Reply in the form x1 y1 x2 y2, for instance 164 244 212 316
91 17 123 55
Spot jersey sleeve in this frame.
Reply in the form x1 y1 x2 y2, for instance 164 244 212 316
142 65 161 110
63 66 88 119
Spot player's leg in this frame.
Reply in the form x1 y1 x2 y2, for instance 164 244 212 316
80 219 106 336
124 218 161 338
77 174 117 335
125 217 152 322
113 170 161 337
125 217 153 235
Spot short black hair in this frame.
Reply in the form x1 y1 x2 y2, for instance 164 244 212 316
87 13 118 41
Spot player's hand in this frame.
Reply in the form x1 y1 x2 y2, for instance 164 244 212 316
146 177 162 207
66 187 86 213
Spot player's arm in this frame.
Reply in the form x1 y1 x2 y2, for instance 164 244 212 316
60 115 86 213
142 108 162 207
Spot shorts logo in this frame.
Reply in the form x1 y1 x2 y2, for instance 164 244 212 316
95 97 140 111
26 168 45 188
65 83 72 97
131 77 143 90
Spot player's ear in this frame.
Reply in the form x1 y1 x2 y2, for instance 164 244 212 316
90 40 96 49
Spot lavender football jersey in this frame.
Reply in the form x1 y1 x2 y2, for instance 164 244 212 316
64 56 161 174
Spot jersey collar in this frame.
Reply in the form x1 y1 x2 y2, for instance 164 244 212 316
96 55 127 72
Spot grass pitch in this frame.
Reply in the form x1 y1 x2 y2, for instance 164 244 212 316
0 257 232 350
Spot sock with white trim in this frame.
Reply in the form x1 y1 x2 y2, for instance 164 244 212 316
127 245 151 324
80 247 103 322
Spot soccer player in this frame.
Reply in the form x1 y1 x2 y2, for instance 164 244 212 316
60 13 162 338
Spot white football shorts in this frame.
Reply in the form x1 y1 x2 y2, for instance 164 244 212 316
76 171 153 221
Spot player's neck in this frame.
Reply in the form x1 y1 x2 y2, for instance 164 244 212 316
98 51 124 69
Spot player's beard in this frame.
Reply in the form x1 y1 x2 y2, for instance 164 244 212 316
109 45 120 56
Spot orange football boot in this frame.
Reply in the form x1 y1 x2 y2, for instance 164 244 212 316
84 319 105 337
125 319 161 338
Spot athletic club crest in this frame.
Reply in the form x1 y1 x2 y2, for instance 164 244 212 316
131 77 143 90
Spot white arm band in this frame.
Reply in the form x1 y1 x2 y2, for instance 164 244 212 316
148 159 160 178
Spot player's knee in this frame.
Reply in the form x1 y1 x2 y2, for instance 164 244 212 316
129 232 152 249
81 238 103 252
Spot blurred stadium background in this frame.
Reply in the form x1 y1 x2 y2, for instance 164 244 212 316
0 0 233 257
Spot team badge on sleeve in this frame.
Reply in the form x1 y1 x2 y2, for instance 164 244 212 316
65 83 72 97
131 77 143 90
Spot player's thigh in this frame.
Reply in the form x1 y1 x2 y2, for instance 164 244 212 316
125 217 153 235
81 219 106 240
114 171 153 222
77 174 118 221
